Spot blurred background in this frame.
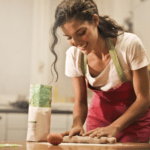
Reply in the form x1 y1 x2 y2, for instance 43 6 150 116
0 0 150 104
0 0 150 142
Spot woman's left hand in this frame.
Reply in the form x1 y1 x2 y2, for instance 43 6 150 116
82 125 120 138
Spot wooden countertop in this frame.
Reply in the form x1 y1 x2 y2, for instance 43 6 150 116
0 141 150 150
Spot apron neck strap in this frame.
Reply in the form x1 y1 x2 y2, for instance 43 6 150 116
81 38 127 83
81 52 87 76
105 38 127 83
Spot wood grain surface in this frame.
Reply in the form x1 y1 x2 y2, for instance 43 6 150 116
0 141 150 150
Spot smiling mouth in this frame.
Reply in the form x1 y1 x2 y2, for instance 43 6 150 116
78 42 88 50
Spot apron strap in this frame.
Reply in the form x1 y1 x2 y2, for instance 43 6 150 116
81 52 87 76
105 38 127 83
81 38 127 83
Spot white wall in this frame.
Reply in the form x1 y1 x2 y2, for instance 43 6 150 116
95 0 133 26
0 0 33 99
30 0 52 85
1 0 149 104
133 0 150 57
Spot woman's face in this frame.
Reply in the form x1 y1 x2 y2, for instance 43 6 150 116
60 15 100 55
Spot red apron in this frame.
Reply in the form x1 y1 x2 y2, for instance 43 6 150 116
82 38 150 143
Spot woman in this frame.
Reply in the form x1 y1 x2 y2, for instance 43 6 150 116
50 0 150 142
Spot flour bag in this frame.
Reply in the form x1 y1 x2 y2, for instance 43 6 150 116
26 84 52 141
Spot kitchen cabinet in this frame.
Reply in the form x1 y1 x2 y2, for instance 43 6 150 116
50 114 68 133
7 113 28 141
50 114 74 133
6 113 74 141
0 113 7 141
0 112 77 141
7 130 28 141
0 113 28 141
0 102 87 141
50 114 86 133
7 113 28 129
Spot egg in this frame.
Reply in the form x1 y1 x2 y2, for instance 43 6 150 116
47 132 63 145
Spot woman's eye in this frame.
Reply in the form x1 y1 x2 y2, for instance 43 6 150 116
67 37 72 40
66 30 86 40
78 30 86 36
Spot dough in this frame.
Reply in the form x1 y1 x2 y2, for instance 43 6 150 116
99 137 108 144
106 137 117 144
62 136 117 144
71 136 78 143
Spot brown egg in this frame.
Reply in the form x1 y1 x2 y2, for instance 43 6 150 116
47 132 63 145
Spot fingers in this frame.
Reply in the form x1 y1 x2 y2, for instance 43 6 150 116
69 130 74 138
97 132 109 138
97 131 113 138
68 129 78 138
82 128 102 137
69 129 82 138
89 130 108 138
79 129 85 136
82 128 113 138
61 130 70 137
82 129 96 136
69 126 85 138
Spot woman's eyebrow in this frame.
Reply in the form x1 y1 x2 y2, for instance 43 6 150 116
63 27 85 36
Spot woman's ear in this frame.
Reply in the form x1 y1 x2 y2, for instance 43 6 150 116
92 14 99 27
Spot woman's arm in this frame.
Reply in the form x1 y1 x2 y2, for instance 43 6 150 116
72 76 88 127
61 76 88 137
111 66 150 132
83 66 150 138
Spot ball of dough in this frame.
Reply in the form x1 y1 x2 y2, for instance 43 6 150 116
47 132 63 145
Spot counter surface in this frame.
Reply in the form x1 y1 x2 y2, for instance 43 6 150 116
0 103 73 114
0 141 150 150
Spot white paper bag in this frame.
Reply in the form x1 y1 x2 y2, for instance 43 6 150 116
26 84 52 141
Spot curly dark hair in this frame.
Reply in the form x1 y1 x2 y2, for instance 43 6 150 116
50 0 125 83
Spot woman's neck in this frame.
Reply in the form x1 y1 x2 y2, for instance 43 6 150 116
89 34 109 59
88 34 117 60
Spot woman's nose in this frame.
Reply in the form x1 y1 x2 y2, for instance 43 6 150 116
71 38 81 47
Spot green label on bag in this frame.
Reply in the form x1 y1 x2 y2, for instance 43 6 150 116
29 84 52 107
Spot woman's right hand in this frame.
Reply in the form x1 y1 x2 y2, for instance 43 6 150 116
61 125 85 138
